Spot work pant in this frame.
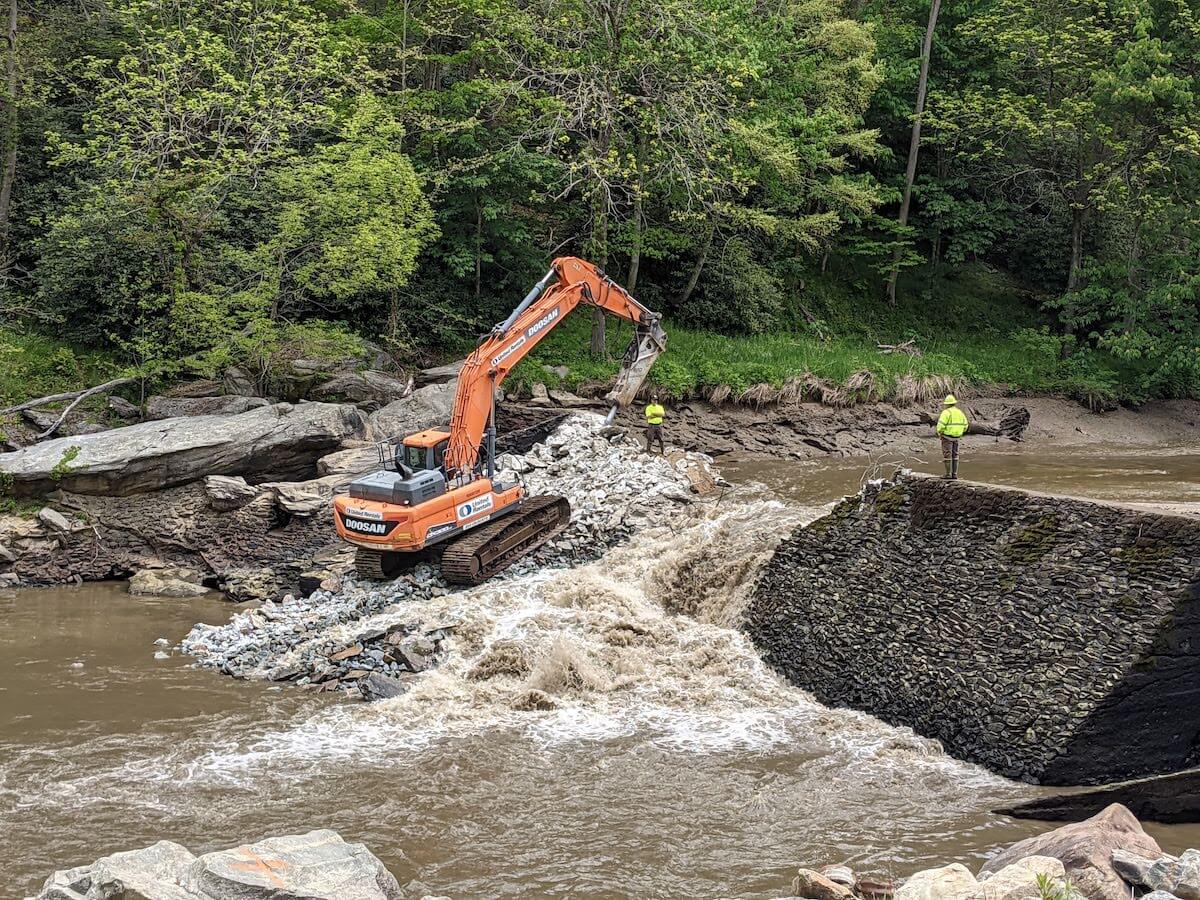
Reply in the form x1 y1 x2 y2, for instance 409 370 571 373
940 436 960 460
645 423 664 453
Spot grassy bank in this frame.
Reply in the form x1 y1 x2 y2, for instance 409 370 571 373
0 329 122 408
511 264 1139 409
0 263 1151 414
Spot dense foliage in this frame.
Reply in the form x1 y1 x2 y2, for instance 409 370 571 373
2 0 1198 401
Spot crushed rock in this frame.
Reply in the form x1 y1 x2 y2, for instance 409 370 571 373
181 413 725 692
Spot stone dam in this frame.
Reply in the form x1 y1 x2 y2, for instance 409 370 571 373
744 472 1200 785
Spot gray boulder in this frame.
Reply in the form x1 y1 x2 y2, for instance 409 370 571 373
33 839 198 900
187 830 403 900
894 863 976 900
0 402 366 497
317 446 380 478
221 567 283 603
1145 850 1200 900
269 481 333 517
528 383 552 406
415 360 463 386
358 672 411 701
129 568 209 599
108 396 141 419
972 856 1070 900
980 804 1162 900
204 476 261 511
367 382 457 442
37 507 74 533
222 367 258 397
1112 848 1156 887
144 396 268 420
312 371 413 409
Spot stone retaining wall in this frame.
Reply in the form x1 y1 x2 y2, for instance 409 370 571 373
744 473 1200 784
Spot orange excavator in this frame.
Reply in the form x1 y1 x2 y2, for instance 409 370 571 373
332 257 667 584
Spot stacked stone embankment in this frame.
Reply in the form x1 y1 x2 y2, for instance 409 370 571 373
745 472 1200 784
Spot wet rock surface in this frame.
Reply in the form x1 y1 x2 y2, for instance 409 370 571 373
180 414 722 688
29 829 404 900
129 567 209 598
745 472 1200 784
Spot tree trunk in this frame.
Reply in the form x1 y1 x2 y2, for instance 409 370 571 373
885 0 941 305
679 225 714 306
1067 205 1084 292
627 133 646 292
590 201 609 358
474 198 482 299
1121 219 1141 333
0 0 17 260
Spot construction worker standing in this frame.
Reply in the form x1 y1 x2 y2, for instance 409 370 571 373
936 394 969 479
644 394 666 454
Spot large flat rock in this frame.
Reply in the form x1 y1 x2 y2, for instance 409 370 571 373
188 830 403 900
0 402 366 497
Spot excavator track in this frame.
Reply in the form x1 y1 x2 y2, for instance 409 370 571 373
440 495 571 585
354 547 421 580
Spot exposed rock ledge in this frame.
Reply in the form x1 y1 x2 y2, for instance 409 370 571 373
0 401 366 497
745 471 1200 785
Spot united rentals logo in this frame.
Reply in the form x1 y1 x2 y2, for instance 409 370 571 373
342 515 395 536
491 336 526 368
456 494 494 521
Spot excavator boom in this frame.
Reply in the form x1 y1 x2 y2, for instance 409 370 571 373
445 256 666 476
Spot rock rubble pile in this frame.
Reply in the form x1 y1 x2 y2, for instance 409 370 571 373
181 414 723 692
795 804 1172 900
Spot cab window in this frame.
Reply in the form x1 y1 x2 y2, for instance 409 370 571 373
433 439 449 470
402 444 425 471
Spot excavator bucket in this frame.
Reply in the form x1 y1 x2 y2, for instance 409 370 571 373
604 320 667 424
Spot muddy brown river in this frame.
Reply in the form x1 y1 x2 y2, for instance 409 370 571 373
3 442 1199 897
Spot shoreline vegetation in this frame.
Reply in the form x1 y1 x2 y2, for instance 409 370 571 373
0 265 1163 421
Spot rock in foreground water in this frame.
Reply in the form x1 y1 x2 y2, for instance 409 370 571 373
979 803 1161 900
30 830 403 900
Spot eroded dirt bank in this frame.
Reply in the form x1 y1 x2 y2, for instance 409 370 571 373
610 396 1200 460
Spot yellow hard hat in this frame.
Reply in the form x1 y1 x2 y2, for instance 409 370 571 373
943 394 958 406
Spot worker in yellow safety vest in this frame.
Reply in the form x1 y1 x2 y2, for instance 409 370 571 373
644 394 666 454
936 394 969 479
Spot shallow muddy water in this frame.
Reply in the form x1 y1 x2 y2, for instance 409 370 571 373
3 441 1198 898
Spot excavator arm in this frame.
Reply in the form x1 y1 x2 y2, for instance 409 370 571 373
444 256 667 477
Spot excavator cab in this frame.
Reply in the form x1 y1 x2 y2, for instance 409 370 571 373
396 429 451 474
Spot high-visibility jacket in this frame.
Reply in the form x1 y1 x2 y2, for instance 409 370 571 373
645 403 665 425
937 405 969 438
